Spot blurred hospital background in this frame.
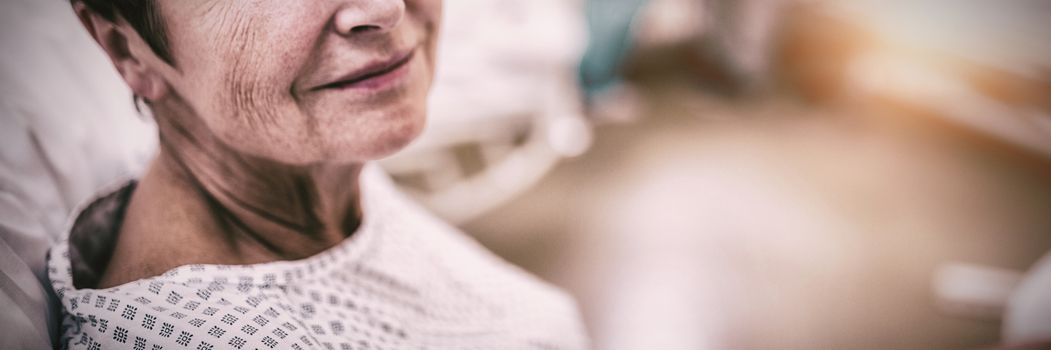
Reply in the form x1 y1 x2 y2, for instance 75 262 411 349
3 0 1051 349
387 0 1051 348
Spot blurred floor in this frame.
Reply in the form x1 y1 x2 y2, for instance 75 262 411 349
459 69 1051 349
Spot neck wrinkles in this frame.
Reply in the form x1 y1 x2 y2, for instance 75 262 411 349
151 101 364 260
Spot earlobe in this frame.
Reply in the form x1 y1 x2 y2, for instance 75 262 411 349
140 70 171 102
120 61 170 102
119 33 171 101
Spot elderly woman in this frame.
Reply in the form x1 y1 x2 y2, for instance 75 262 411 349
48 0 588 349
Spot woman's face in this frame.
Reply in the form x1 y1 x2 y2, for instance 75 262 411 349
154 0 442 164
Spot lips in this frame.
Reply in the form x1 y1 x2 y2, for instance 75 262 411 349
310 49 416 91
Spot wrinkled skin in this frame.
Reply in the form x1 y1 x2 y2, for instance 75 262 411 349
160 0 440 163
74 0 442 288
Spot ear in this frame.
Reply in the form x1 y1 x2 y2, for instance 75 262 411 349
73 2 170 101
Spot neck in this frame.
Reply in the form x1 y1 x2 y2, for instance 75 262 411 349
147 102 364 261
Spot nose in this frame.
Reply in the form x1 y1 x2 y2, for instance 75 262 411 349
333 0 405 35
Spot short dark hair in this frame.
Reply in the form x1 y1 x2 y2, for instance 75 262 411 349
74 0 174 64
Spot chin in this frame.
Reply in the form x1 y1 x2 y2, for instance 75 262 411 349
319 107 427 163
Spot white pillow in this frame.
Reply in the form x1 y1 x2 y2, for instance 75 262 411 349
0 0 156 348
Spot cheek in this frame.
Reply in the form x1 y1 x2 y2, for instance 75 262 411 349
210 41 316 159
173 7 327 160
210 12 312 125
217 32 294 129
411 0 444 59
410 0 444 24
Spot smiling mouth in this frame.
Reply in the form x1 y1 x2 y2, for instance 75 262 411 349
312 50 416 91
